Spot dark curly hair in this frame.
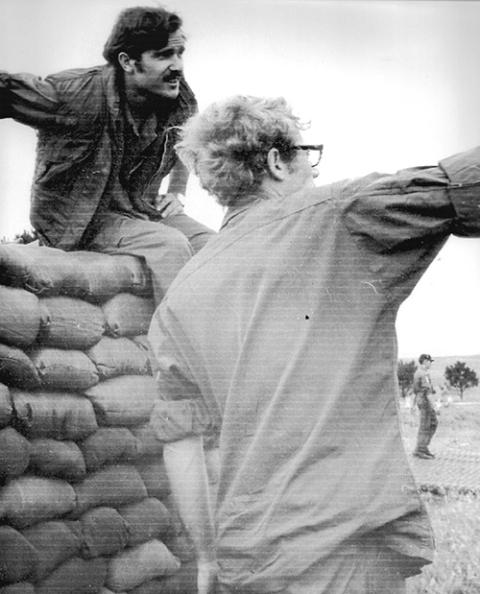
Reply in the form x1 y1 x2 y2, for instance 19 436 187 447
103 6 182 66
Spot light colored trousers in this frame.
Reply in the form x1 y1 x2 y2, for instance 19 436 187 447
88 212 215 306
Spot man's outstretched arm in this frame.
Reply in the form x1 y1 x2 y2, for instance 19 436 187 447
0 71 68 128
163 435 217 594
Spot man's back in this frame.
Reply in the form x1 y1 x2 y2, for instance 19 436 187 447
151 179 441 590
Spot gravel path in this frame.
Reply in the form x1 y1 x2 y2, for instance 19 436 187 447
400 401 480 494
409 447 480 494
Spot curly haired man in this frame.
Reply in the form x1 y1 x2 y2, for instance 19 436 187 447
148 95 480 593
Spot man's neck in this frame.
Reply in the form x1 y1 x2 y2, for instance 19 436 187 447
124 84 155 123
122 79 175 125
260 180 288 201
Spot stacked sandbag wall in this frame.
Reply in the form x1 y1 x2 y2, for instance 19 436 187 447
0 243 210 594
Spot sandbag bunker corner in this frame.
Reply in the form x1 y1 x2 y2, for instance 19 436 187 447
0 242 217 594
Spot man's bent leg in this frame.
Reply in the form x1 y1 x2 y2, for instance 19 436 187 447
162 212 216 253
87 214 193 306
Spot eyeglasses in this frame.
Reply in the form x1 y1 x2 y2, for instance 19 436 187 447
293 144 324 167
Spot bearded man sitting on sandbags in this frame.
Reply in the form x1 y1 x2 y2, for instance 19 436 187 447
0 6 215 305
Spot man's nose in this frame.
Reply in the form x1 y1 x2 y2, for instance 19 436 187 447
312 167 320 179
170 53 183 71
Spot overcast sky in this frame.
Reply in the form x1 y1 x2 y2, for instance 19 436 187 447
1 0 480 358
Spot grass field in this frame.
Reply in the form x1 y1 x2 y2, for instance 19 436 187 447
406 492 480 594
400 396 480 455
399 359 480 593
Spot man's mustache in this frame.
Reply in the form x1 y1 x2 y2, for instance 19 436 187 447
164 71 182 82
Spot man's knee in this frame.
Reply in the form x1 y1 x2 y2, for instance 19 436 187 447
139 221 193 254
114 222 194 268
162 212 216 253
88 215 192 255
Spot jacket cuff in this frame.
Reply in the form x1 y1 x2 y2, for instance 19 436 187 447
439 147 480 236
150 399 215 442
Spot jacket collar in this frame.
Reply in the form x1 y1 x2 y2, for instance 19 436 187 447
102 65 122 120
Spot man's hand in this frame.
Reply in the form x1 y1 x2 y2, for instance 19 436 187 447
197 559 218 594
155 192 185 218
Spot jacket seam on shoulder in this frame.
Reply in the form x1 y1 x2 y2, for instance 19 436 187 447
164 195 335 298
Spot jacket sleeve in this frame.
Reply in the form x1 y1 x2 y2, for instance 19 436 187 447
340 146 480 301
439 146 480 236
343 146 480 253
147 306 219 442
0 70 75 129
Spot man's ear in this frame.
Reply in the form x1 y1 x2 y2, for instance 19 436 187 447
118 52 134 73
266 147 288 181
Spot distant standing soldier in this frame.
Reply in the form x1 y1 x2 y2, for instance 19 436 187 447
413 354 438 459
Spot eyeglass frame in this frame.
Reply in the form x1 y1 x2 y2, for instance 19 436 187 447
292 144 324 167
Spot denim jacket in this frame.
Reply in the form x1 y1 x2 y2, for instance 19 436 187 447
0 65 197 248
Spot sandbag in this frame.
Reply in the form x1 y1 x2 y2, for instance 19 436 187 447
106 539 180 591
132 334 157 373
38 296 105 350
131 423 164 458
79 427 137 472
0 343 41 390
35 556 107 594
0 526 38 584
0 287 41 348
67 251 150 302
0 427 30 482
99 589 126 594
12 390 98 440
0 384 12 428
86 336 150 379
29 438 86 482
75 506 129 559
85 376 158 427
0 476 76 529
132 335 152 352
28 347 99 391
73 464 147 517
0 583 35 594
103 294 155 338
0 243 80 296
0 244 150 302
166 533 196 563
135 458 170 501
128 561 196 594
22 520 81 583
118 498 171 546
115 254 152 297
